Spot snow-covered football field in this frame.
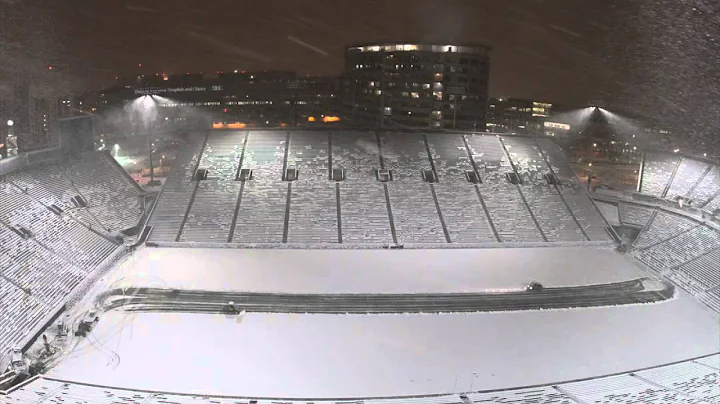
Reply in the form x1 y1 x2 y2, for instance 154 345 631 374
94 246 654 294
47 247 720 398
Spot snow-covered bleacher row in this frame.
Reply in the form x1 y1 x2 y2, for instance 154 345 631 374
4 354 718 403
618 203 655 228
7 152 145 233
0 151 141 360
150 130 615 246
148 137 206 241
630 210 720 312
640 153 720 210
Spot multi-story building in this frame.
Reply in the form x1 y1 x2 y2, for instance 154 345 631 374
487 97 552 135
344 42 491 129
103 70 342 131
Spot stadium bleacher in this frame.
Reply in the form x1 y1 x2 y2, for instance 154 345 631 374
287 132 339 243
147 137 206 242
639 153 720 212
618 203 654 228
3 354 718 403
640 152 680 198
7 152 145 232
332 131 393 243
632 211 697 249
467 134 545 243
535 138 614 242
179 132 244 242
665 158 709 201
149 131 613 246
0 279 48 364
629 207 720 312
503 136 586 242
0 151 136 362
231 131 288 243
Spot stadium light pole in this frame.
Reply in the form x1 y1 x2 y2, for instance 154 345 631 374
135 93 162 187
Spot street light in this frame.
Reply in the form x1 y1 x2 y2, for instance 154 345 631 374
6 120 13 127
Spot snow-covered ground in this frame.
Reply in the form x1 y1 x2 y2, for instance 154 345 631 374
47 291 719 398
96 246 648 294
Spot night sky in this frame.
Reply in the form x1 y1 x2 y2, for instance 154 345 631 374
2 0 719 133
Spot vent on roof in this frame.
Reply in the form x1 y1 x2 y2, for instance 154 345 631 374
237 168 254 181
505 172 522 185
284 168 298 181
422 169 437 183
376 169 392 182
544 173 561 185
71 195 87 208
193 168 209 181
465 170 481 184
331 168 345 182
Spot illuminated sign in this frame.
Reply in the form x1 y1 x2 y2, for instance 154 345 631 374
134 85 223 95
544 122 571 131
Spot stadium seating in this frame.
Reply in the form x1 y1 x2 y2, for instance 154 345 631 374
618 203 654 227
535 138 613 242
630 208 720 312
151 131 613 246
699 289 720 313
689 166 720 207
638 153 720 212
0 184 117 269
4 355 718 403
632 211 698 249
7 152 144 232
148 138 205 242
332 131 393 243
665 158 709 201
60 152 144 231
503 136 586 242
231 131 288 243
677 250 720 290
559 373 705 403
0 279 48 363
286 132 339 243
380 133 445 243
178 132 245 242
0 151 138 361
467 134 545 243
640 153 680 198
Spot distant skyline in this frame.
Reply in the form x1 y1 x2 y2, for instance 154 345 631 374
2 0 718 135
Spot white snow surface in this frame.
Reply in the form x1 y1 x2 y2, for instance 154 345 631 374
48 292 719 398
100 246 648 294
